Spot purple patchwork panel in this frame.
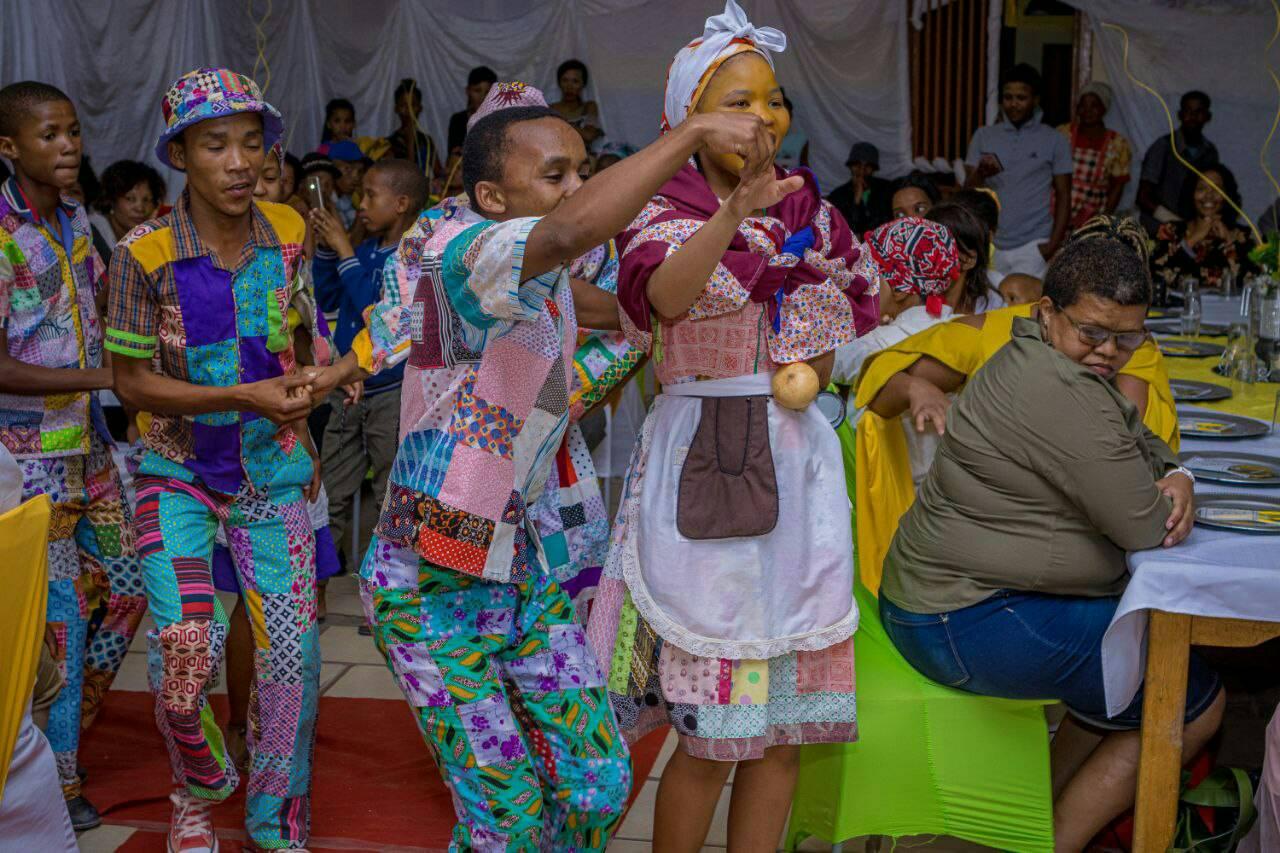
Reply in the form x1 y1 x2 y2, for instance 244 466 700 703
385 642 451 707
456 693 525 766
502 622 604 694
173 257 236 346
238 335 282 383
187 420 242 494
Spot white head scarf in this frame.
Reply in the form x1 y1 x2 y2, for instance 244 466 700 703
660 0 787 132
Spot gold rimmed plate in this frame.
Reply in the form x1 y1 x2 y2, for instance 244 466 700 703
1194 494 1280 534
1176 409 1270 440
1170 379 1232 403
1179 451 1280 486
1147 318 1228 337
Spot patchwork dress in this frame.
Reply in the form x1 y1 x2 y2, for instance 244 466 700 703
351 205 631 851
0 178 146 798
586 164 878 760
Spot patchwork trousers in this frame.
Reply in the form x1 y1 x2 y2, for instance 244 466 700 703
360 535 632 852
19 434 146 797
134 475 318 849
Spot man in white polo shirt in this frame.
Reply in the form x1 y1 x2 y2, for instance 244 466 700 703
964 63 1072 279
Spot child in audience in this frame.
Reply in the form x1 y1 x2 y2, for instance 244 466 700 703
386 78 442 179
999 272 1043 306
300 72 773 850
0 81 146 832
927 199 1004 313
327 139 366 229
310 159 425 583
282 151 302 210
319 96 356 153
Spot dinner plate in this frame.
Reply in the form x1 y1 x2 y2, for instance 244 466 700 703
1179 451 1280 486
1176 409 1270 440
1170 379 1232 403
1194 494 1280 534
1159 339 1226 358
1146 318 1228 337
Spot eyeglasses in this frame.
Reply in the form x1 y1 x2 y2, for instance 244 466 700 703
1053 304 1149 352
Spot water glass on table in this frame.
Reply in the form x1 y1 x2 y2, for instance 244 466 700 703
1180 279 1203 339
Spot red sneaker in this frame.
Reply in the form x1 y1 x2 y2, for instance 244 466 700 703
167 789 218 853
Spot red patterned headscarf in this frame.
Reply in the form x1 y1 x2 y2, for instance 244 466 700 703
866 217 960 317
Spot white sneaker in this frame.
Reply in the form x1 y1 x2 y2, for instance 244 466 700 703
167 789 219 853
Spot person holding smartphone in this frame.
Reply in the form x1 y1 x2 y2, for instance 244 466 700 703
964 63 1071 281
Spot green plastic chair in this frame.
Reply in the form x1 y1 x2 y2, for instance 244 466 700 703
787 420 1055 853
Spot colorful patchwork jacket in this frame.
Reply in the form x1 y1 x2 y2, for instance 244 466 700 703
0 178 107 459
105 194 331 495
354 202 577 582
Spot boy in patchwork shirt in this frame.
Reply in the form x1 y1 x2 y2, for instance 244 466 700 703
303 86 785 849
0 80 146 832
106 68 329 852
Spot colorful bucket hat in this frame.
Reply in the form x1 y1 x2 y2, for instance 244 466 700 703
155 67 284 169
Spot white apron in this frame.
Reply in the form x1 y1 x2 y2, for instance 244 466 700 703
624 372 856 660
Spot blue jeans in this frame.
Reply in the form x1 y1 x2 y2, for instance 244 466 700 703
880 590 1222 730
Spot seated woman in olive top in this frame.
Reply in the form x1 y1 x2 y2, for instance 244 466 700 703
875 217 1224 851
851 217 1178 594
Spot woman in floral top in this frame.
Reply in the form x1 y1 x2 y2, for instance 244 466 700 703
1150 163 1256 297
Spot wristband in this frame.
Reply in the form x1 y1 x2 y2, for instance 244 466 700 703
1169 465 1195 484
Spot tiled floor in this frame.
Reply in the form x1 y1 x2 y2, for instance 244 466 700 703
70 561 1280 852
76 574 903 853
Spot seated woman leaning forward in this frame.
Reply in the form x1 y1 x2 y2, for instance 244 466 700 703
874 216 1224 852
851 217 1179 594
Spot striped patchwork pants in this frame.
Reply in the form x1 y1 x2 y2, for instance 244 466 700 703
19 434 147 798
134 475 318 850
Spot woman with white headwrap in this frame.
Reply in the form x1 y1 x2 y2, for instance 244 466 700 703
584 2 877 848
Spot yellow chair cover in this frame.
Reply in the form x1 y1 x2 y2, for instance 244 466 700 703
0 495 52 799
851 304 1180 594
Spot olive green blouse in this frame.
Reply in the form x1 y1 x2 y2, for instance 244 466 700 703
881 316 1179 614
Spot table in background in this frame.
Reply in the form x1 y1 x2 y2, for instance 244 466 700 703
1103 362 1280 848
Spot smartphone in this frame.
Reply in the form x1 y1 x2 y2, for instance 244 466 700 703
979 152 1004 174
304 175 327 211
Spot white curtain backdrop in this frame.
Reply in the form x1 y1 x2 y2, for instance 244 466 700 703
0 0 911 198
1066 0 1280 223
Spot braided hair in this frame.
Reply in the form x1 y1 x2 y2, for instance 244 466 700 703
1045 214 1152 308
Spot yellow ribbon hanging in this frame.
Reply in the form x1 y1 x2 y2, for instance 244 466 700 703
1104 20 1264 245
249 0 273 94
1259 0 1280 213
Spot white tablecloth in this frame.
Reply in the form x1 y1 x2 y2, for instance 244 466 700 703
1101 408 1280 717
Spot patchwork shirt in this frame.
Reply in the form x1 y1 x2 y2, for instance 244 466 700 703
0 178 108 459
105 193 331 495
354 205 575 583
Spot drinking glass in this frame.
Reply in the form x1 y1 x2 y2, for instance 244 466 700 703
1180 279 1202 339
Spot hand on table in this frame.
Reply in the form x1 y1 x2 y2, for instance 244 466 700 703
1157 470 1195 547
